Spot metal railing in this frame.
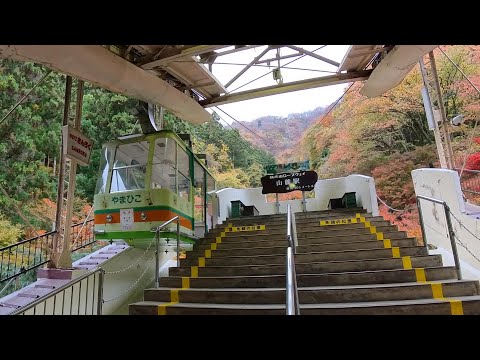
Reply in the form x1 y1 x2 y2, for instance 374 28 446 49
0 219 95 285
12 267 105 315
153 216 180 288
286 204 300 315
416 195 462 280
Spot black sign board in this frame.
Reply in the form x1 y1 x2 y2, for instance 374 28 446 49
261 171 318 194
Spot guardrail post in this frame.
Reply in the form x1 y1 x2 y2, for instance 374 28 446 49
155 228 160 288
416 197 428 250
97 269 104 315
444 204 463 280
176 219 180 268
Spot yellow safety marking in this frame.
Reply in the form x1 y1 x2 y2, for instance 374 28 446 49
359 216 366 223
224 227 230 233
158 302 177 315
402 256 412 269
198 257 205 267
415 268 427 282
205 249 212 258
211 243 217 250
383 239 392 249
191 266 198 278
182 277 190 289
450 300 464 315
364 221 371 228
391 247 401 258
431 283 444 299
370 226 377 234
216 237 222 244
171 289 180 303
376 232 384 240
319 218 358 226
220 231 226 237
356 213 361 219
228 223 233 228
230 225 266 232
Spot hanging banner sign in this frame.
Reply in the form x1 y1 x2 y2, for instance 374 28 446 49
261 171 318 194
264 160 310 175
62 125 94 166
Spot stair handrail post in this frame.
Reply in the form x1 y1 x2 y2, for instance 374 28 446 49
443 203 463 280
151 215 180 288
155 228 160 288
416 197 428 250
417 195 462 280
176 218 180 268
286 203 300 315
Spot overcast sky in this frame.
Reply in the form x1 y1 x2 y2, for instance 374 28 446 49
203 45 351 124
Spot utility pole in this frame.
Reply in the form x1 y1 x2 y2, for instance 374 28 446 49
51 78 85 268
418 51 455 169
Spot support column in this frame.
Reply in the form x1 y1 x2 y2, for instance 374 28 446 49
51 76 72 268
429 51 455 169
419 59 448 168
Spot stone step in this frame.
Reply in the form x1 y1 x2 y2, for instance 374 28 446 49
144 280 479 304
203 223 398 240
202 227 405 243
169 255 443 277
189 238 418 257
160 266 458 289
226 214 382 226
129 295 480 315
194 234 413 251
226 208 368 223
180 246 428 267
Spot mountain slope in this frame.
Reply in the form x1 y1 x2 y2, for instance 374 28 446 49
231 106 326 159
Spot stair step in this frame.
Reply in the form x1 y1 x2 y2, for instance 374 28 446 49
160 266 458 288
169 255 443 277
181 246 428 266
144 280 478 304
129 295 480 315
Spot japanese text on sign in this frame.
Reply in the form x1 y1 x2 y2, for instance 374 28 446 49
319 218 358 226
62 125 94 166
111 194 142 205
261 170 318 194
225 225 266 232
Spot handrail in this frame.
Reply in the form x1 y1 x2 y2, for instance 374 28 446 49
11 267 105 315
152 216 180 288
286 204 300 315
0 219 95 285
416 195 462 280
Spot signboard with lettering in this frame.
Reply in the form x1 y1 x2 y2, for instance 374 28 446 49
62 125 94 166
120 208 134 230
225 225 266 232
320 218 358 226
265 160 310 175
261 171 318 194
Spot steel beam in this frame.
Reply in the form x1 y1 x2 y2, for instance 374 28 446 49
141 45 230 69
201 70 372 107
286 45 340 67
225 46 272 88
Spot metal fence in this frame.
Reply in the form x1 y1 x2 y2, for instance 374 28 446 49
0 219 94 285
12 268 104 315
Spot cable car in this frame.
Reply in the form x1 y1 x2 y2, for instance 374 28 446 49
93 130 216 248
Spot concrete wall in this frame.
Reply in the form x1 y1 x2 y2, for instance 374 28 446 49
412 168 480 277
211 174 378 226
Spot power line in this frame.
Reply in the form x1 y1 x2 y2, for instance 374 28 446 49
300 82 356 143
214 107 275 147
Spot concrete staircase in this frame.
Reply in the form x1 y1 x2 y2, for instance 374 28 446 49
129 208 480 315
